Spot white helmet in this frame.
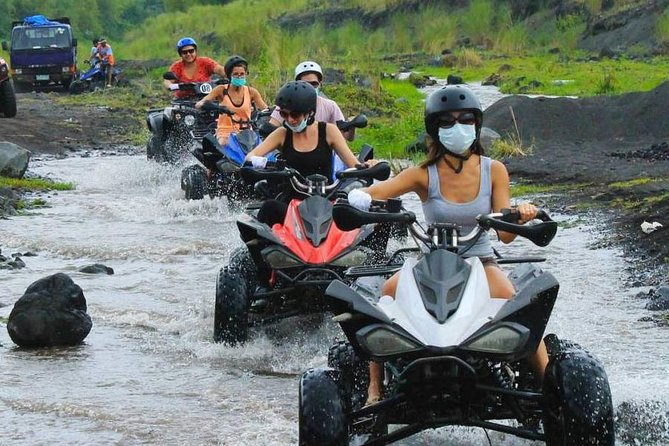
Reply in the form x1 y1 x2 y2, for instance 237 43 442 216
294 60 323 82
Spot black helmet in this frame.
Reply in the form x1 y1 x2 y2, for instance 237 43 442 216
224 55 248 79
275 81 318 116
424 85 483 143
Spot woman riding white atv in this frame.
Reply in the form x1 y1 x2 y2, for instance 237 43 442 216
347 84 550 405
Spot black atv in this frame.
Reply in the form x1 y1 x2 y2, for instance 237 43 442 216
298 201 615 446
0 57 17 118
145 71 226 163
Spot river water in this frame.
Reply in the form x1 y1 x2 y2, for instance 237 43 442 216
1 84 668 445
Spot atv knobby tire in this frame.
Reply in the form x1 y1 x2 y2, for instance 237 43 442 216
299 368 347 446
181 164 207 200
228 247 258 293
214 266 249 345
328 341 369 412
0 80 17 118
542 335 615 446
146 134 165 161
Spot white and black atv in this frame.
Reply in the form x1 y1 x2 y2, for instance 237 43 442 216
298 200 615 445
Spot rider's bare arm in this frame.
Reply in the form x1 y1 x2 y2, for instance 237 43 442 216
490 160 537 244
195 85 225 109
365 166 428 202
249 87 268 110
326 123 359 168
213 63 227 80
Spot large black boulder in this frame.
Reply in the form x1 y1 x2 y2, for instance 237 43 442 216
7 273 92 347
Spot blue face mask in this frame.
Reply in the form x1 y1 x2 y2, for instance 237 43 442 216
231 77 246 87
284 118 308 133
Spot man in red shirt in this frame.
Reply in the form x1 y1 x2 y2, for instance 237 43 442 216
163 37 226 99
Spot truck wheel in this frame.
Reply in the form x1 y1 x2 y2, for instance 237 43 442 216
542 336 615 446
0 80 17 118
181 165 207 200
213 266 249 345
299 368 347 446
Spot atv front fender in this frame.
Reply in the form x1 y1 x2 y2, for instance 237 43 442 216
146 111 164 136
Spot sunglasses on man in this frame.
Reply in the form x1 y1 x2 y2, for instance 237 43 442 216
180 48 196 55
437 111 477 128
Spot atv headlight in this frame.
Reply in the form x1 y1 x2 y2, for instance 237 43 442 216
263 247 303 269
62 66 70 72
461 323 529 355
330 249 368 267
357 325 421 357
184 114 196 126
15 68 22 74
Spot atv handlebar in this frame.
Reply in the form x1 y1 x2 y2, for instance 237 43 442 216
332 201 557 248
336 114 368 132
239 160 391 198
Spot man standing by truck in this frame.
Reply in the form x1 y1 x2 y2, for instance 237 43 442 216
96 38 115 88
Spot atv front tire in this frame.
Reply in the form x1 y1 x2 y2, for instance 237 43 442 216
214 266 249 345
542 335 615 446
328 341 369 412
0 80 17 118
146 134 164 161
299 368 347 446
181 164 207 200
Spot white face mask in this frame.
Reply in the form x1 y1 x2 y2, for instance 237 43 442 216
438 123 476 155
284 118 308 133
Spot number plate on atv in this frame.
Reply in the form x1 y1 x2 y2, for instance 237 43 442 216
36 74 50 81
199 83 213 94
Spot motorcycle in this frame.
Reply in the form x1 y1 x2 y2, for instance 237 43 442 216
180 100 274 202
68 60 121 94
213 160 393 345
145 71 226 163
298 201 615 446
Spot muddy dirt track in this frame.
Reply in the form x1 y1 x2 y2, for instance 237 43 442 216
0 91 142 154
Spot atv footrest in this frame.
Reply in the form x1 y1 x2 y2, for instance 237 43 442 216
344 264 403 277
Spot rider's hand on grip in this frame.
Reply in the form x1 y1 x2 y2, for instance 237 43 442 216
348 189 372 211
250 156 268 168
168 83 179 91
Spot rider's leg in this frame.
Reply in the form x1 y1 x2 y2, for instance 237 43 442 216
106 64 113 86
485 263 548 382
366 272 399 405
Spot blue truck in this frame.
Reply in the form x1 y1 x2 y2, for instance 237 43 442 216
1 15 78 91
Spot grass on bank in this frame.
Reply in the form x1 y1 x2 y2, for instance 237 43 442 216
0 176 74 191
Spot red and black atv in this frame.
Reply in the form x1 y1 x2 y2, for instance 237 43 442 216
214 159 393 345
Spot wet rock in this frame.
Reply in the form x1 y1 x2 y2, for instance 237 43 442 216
479 127 501 151
0 141 31 179
8 257 25 269
7 273 92 347
79 263 114 275
645 286 669 311
482 73 502 86
447 74 464 85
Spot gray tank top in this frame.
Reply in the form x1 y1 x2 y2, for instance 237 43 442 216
421 157 494 258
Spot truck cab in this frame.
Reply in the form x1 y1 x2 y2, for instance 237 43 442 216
1 15 77 91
